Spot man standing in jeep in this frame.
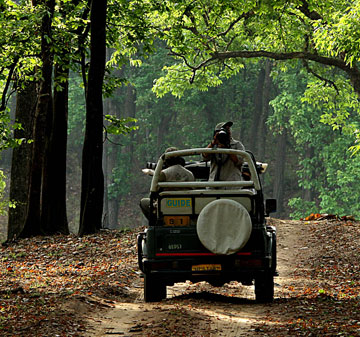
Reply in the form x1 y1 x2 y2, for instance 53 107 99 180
202 121 245 182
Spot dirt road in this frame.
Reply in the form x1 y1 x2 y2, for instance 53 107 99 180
83 219 339 337
2 218 358 336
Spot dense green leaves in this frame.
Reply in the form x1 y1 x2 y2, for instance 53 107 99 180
150 1 360 135
105 116 138 136
269 64 360 218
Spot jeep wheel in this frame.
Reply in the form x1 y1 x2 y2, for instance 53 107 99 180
271 231 277 275
255 272 274 303
137 233 145 273
144 274 167 302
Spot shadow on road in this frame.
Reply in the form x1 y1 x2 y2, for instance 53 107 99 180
171 290 256 304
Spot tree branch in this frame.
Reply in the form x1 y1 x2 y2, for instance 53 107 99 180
183 2 201 36
297 0 322 20
0 59 18 112
212 50 351 71
186 49 360 95
302 60 339 93
216 10 254 39
168 50 197 70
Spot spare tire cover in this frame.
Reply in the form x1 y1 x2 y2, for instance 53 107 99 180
197 199 252 255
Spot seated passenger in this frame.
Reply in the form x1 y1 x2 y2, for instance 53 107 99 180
158 147 195 186
140 147 195 219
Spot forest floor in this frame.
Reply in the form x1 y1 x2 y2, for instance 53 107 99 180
0 218 359 337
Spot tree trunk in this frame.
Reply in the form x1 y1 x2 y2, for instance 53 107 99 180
103 58 123 230
257 61 272 161
124 84 136 157
41 63 69 234
248 66 265 155
273 129 287 217
106 148 119 229
103 96 120 229
302 145 315 202
103 137 109 229
114 84 137 230
7 82 37 240
21 0 55 237
79 0 107 236
203 88 218 133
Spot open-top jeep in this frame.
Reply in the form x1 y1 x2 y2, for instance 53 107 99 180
137 148 277 302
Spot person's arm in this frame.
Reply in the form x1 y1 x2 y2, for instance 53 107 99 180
142 168 155 175
229 154 243 168
202 133 219 160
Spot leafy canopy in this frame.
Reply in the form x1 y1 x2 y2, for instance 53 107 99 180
147 0 360 153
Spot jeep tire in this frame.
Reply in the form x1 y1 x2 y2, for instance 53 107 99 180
255 271 274 303
144 274 167 302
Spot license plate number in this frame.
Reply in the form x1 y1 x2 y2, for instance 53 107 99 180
164 216 190 226
192 264 222 271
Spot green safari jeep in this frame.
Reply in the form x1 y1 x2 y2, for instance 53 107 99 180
137 148 277 302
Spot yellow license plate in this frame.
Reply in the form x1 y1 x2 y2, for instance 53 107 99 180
164 216 190 227
192 264 222 272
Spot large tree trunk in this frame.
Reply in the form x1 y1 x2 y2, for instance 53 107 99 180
257 61 272 161
124 84 136 157
79 0 107 236
103 96 120 229
104 81 137 229
248 66 265 155
41 63 69 234
21 0 55 237
273 129 287 217
115 84 137 230
7 82 37 240
203 88 218 133
103 59 123 230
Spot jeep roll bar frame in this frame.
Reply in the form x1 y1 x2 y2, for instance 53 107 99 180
150 148 261 192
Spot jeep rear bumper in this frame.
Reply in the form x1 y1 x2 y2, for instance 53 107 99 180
142 255 273 285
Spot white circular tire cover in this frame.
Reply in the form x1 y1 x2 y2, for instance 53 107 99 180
197 199 252 255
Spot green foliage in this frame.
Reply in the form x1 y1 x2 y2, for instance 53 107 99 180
289 143 360 219
288 198 317 220
103 74 128 98
269 63 360 219
313 2 360 66
67 73 86 148
153 63 228 98
147 0 360 168
0 114 24 151
3 0 360 223
316 138 360 218
108 152 135 199
105 116 138 135
302 76 360 152
0 169 13 216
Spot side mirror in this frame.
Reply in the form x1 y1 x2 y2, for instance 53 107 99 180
265 199 277 216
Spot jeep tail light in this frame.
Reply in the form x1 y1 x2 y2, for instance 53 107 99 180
235 259 263 268
150 262 171 270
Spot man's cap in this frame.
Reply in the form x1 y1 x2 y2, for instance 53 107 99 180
215 121 233 131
